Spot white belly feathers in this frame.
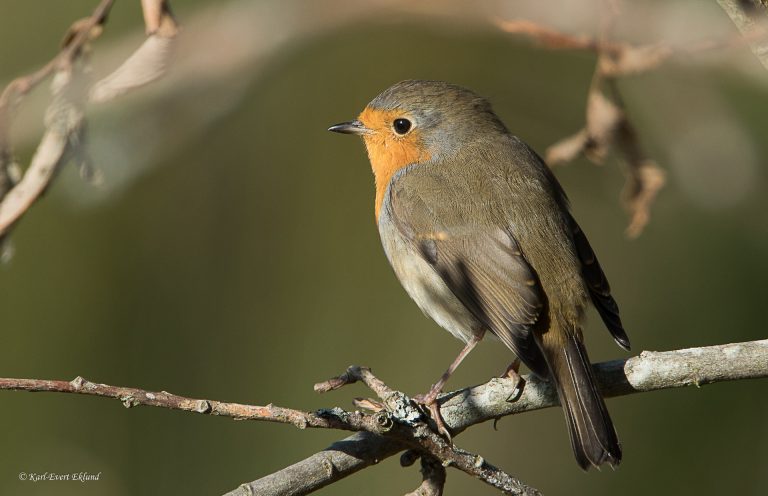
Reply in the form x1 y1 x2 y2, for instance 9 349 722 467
378 204 483 344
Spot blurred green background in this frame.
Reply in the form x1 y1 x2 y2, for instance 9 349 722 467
1 1 767 495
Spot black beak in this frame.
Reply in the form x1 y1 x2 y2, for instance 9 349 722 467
328 120 370 135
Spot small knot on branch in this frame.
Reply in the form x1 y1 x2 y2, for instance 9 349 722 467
194 399 212 414
69 376 86 390
373 411 394 432
316 407 349 425
120 395 139 408
321 456 335 476
236 483 255 496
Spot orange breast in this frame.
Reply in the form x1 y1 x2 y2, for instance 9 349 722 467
358 107 431 221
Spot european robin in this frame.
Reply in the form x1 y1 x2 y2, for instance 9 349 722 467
329 80 630 469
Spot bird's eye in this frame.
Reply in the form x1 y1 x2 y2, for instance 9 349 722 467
393 118 412 135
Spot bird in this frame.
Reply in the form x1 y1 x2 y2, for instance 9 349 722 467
328 80 630 470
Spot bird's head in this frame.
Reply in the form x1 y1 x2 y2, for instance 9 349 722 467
329 80 507 219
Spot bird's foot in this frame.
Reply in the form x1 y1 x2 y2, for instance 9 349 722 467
413 388 452 442
499 359 525 402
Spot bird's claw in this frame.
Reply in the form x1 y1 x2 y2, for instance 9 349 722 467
427 401 453 442
505 375 525 402
413 390 453 442
500 359 525 402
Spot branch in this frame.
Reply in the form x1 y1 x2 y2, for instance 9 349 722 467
0 376 400 435
229 339 768 495
403 455 446 496
0 372 540 495
495 7 768 237
0 340 765 494
498 14 669 238
0 0 114 151
717 0 768 70
0 0 178 244
0 0 114 258
313 366 538 494
494 17 759 76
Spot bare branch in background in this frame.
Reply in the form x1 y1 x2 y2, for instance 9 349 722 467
0 0 114 256
496 2 768 237
2 340 765 495
3 1 766 247
500 10 670 237
717 0 768 69
0 0 178 247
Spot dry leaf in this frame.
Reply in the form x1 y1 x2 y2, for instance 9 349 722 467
585 89 623 164
89 36 175 103
623 160 666 238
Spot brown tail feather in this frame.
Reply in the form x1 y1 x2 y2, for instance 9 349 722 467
536 328 621 470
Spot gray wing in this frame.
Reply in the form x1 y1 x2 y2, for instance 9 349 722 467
387 166 549 377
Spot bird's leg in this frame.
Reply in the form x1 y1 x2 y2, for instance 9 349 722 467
500 358 525 401
414 332 484 440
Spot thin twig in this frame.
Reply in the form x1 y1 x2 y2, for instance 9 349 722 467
0 376 395 434
494 19 608 52
315 365 422 424
495 16 764 75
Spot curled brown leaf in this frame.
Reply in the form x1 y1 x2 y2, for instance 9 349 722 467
623 160 666 239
